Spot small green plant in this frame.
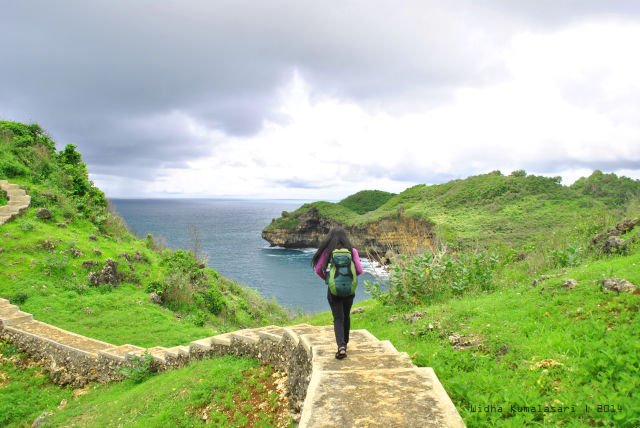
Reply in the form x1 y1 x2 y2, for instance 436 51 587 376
119 352 155 383
185 310 208 327
41 252 70 274
550 243 582 268
11 291 29 305
18 219 35 232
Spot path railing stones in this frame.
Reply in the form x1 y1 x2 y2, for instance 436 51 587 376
0 181 465 426
0 180 31 225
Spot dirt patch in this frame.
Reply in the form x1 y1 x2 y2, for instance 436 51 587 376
448 333 482 350
199 365 295 427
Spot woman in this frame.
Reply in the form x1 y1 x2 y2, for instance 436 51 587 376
311 227 363 359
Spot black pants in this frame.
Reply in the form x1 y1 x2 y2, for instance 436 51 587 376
327 289 355 348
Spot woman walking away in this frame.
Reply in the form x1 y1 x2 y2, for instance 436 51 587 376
311 227 363 359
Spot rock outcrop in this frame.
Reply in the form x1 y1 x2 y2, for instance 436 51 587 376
262 206 434 262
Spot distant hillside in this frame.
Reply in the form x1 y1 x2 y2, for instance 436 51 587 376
338 190 396 214
263 170 640 254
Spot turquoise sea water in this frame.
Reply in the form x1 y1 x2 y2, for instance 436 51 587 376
109 199 382 314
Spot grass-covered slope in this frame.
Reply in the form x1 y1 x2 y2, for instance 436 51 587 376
299 239 640 427
337 189 395 214
0 343 292 427
0 121 289 346
266 170 640 249
0 121 293 427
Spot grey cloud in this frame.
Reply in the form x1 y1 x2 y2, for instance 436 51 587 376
2 0 639 192
273 178 337 189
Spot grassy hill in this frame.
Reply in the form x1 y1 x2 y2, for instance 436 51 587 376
266 170 640 250
300 226 640 427
0 121 292 426
337 189 395 214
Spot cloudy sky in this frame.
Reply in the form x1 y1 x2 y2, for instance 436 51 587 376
1 1 639 199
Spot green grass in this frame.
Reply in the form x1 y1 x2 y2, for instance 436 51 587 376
0 342 73 427
0 189 7 205
297 249 640 427
338 190 395 214
265 170 640 250
46 356 259 427
0 121 290 347
0 208 288 347
0 343 292 428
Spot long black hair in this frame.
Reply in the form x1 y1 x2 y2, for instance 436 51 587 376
311 227 354 271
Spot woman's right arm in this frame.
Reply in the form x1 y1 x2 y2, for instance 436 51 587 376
314 249 328 280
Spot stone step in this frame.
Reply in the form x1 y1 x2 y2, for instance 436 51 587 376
147 346 168 363
0 311 34 326
189 336 217 352
297 329 379 349
0 215 12 224
287 324 334 336
0 304 20 316
311 344 414 372
0 206 19 215
230 328 265 344
0 298 11 307
258 325 287 342
165 345 190 358
6 189 26 197
300 367 465 428
13 320 114 354
8 199 29 207
99 344 146 362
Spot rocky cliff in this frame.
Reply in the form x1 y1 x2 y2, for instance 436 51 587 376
261 206 434 262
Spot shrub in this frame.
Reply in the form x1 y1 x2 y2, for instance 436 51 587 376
42 253 70 275
0 159 28 177
198 287 227 315
385 247 500 304
12 291 29 305
550 243 583 268
120 352 155 383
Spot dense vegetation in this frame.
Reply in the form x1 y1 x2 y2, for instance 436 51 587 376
266 170 640 250
337 189 395 214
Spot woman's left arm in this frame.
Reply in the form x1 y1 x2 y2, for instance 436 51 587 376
352 248 364 275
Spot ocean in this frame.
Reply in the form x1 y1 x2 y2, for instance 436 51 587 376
109 199 385 314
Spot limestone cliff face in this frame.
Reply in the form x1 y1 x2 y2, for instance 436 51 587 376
262 206 434 262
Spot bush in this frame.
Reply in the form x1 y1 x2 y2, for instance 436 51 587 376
0 159 28 177
550 244 583 268
18 220 35 232
197 287 226 314
385 248 500 304
120 352 155 383
12 291 29 305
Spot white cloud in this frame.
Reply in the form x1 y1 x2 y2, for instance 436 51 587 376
97 20 640 199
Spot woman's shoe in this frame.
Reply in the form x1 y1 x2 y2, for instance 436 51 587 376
335 346 347 360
